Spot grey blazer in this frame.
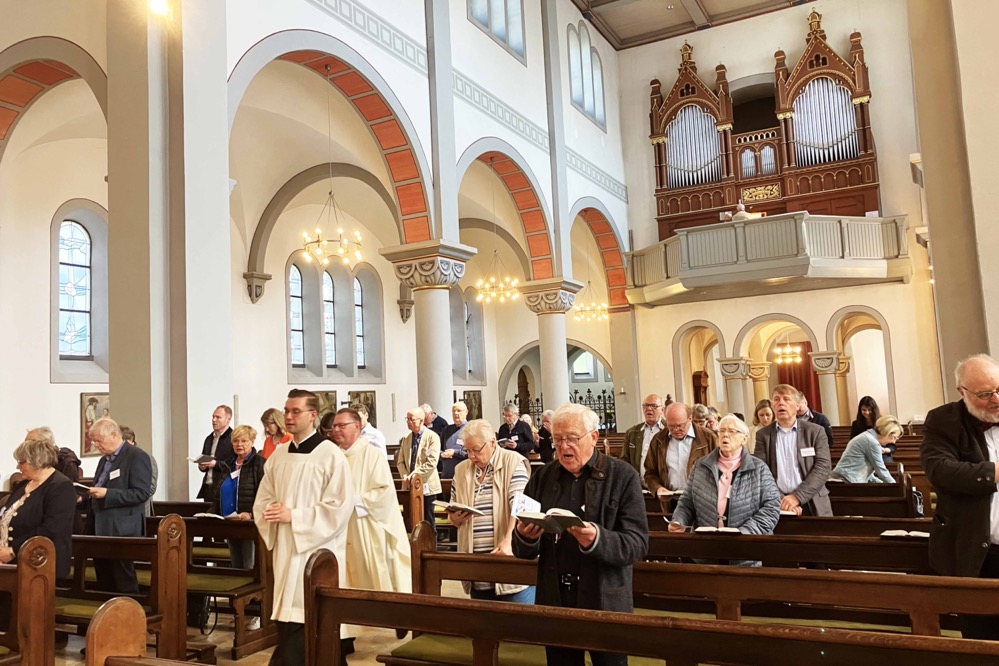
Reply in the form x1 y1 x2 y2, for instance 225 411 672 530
753 419 832 516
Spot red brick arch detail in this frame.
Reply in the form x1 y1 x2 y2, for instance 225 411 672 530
277 51 431 244
577 207 629 311
476 151 553 280
0 60 79 154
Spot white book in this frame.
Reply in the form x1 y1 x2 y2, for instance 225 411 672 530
433 500 485 516
694 526 741 534
880 529 930 539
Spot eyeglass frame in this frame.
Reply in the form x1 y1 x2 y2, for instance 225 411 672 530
960 386 999 401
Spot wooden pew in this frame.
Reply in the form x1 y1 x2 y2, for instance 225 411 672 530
152 501 210 517
828 473 919 517
146 516 277 661
303 549 999 666
645 512 932 536
85 597 191 666
0 536 56 666
396 476 423 532
57 514 187 660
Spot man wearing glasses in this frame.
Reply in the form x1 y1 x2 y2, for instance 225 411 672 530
254 389 354 665
922 354 999 640
513 403 647 666
617 394 666 480
396 406 442 527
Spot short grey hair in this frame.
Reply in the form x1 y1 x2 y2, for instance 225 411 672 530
718 414 749 437
89 417 121 439
692 404 710 420
420 403 435 416
552 403 599 434
462 419 496 447
541 409 554 421
26 426 55 445
503 403 520 415
451 401 468 414
13 438 59 469
955 354 999 386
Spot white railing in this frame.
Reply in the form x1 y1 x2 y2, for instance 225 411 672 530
629 212 909 287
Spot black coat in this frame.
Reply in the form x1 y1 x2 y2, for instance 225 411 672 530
497 420 535 457
2 471 76 578
197 427 233 500
806 410 834 450
512 451 648 612
921 400 998 577
86 443 153 538
210 450 266 516
537 426 554 463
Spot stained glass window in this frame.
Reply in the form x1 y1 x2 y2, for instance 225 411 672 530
323 272 336 367
289 266 305 367
58 221 92 358
354 277 366 369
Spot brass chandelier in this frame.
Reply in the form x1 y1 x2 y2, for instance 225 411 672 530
475 159 519 304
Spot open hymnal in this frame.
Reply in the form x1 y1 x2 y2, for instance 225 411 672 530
657 488 684 497
188 454 214 464
879 529 930 539
516 508 585 534
694 526 741 534
433 500 485 516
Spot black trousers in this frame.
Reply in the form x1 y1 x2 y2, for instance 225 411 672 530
544 582 627 666
963 547 999 640
423 495 436 529
94 558 139 594
270 621 305 666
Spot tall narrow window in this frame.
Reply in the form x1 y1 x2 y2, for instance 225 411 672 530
567 21 606 128
465 301 473 374
354 277 366 369
468 0 526 61
323 272 336 368
289 266 305 367
58 221 92 358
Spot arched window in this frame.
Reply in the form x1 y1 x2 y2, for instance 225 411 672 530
468 0 526 61
289 265 305 367
567 21 606 129
353 277 366 369
58 221 92 358
323 272 336 368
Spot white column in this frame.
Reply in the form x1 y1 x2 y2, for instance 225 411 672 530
834 355 853 425
810 352 842 426
749 361 772 403
608 309 641 431
424 0 459 240
718 358 751 417
540 0 571 277
382 241 476 416
521 279 582 408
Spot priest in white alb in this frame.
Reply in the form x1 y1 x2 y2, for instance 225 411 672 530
330 406 411 651
254 389 354 666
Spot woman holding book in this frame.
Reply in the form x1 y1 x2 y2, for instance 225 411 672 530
449 419 534 602
210 424 266 568
668 414 780 565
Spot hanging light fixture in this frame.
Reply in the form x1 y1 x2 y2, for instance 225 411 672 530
573 241 608 322
301 64 363 267
772 333 802 364
475 159 520 304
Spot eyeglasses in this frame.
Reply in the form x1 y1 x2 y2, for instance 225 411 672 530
717 428 745 436
466 443 490 455
553 434 587 446
284 408 315 416
406 416 421 422
331 422 358 429
642 403 662 410
961 386 999 401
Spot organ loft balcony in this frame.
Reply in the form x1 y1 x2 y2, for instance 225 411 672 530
625 212 911 306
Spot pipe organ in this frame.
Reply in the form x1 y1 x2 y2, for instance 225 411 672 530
649 10 879 239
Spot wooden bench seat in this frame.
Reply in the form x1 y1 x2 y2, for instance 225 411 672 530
0 536 56 666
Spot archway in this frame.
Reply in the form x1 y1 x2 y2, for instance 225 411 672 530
736 314 822 412
826 305 898 419
568 197 629 311
671 320 726 405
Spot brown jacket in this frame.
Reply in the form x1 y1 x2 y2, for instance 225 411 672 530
643 424 717 495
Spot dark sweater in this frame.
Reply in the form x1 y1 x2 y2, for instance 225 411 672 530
3 471 76 578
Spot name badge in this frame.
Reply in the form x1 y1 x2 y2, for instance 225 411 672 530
109 469 121 480
511 435 518 441
230 469 240 480
456 440 463 448
801 447 816 457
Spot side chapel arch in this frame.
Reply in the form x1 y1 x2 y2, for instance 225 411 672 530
671 320 727 405
568 197 629 311
826 305 898 416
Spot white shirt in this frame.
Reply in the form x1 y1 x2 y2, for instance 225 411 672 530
664 424 695 491
361 424 388 458
985 428 999 544
640 421 662 473
775 424 804 496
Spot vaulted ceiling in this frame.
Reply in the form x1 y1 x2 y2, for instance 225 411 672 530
570 0 816 50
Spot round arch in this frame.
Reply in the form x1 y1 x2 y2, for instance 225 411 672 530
671 320 726 404
228 30 432 243
826 304 898 416
0 37 107 165
458 217 531 278
457 137 554 281
245 162 401 293
498 338 612 411
568 197 629 312
733 313 819 359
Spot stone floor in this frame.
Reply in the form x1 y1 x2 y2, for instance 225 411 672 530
55 580 466 666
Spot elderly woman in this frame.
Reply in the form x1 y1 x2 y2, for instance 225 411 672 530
260 408 292 459
669 414 781 565
831 415 899 484
449 419 534 602
0 438 76 577
439 401 470 480
210 425 266 568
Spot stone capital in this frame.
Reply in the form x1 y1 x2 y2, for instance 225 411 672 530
242 272 272 304
748 361 772 382
717 357 751 379
809 351 841 375
519 278 583 315
380 240 477 290
835 354 852 376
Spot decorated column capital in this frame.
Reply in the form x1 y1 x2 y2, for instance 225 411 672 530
242 271 272 304
809 351 842 375
519 278 583 315
835 354 852 376
748 361 772 382
380 240 477 290
717 357 751 380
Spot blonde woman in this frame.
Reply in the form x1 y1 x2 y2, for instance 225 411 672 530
260 408 292 459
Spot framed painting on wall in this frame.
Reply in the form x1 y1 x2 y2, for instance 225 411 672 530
463 390 482 421
317 391 338 420
80 392 110 458
348 390 377 428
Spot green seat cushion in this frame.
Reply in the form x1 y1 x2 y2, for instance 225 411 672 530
79 567 151 587
56 596 152 620
390 635 663 666
193 546 230 559
186 573 255 593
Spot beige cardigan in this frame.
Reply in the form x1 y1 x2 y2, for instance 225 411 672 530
452 447 530 595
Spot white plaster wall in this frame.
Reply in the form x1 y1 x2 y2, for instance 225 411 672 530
0 81 107 482
0 0 107 66
845 329 890 419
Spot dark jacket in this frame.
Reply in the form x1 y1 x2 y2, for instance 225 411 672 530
754 419 832 516
618 418 666 474
512 451 649 612
537 426 554 463
428 415 448 440
197 427 233 500
497 420 536 457
55 447 82 482
211 450 266 516
805 410 834 450
438 423 468 480
921 400 997 577
3 471 76 578
86 443 153 537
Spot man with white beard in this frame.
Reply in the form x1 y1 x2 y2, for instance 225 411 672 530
922 354 999 640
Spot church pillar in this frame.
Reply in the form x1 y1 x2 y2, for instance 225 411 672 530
748 361 772 403
424 0 459 241
608 308 641 431
810 352 842 426
521 279 582 409
718 358 751 417
540 0 571 276
834 355 853 425
382 242 476 416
